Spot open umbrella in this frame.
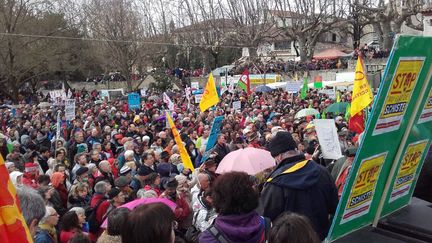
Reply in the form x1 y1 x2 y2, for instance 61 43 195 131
325 102 349 114
295 108 320 119
255 85 273 93
215 147 276 175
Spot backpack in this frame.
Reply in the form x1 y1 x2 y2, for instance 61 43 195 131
208 216 271 243
85 198 106 233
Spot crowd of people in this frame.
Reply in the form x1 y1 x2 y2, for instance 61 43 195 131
2 83 430 243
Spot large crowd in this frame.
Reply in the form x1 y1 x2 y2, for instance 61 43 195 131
2 84 431 243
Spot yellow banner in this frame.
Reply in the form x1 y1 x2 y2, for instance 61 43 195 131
341 152 386 224
389 140 429 202
350 57 373 116
199 73 219 112
166 112 195 172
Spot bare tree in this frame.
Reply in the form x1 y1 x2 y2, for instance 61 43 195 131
274 0 344 61
84 0 145 91
355 0 425 50
221 0 279 57
0 0 85 101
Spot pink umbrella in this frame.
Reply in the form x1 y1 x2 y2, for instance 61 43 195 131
215 147 276 175
100 197 176 228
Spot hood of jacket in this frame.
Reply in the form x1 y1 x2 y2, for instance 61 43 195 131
213 211 263 243
269 154 320 189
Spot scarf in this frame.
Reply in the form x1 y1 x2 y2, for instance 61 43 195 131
39 223 58 243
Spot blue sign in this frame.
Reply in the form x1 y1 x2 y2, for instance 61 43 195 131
201 116 224 162
128 93 140 110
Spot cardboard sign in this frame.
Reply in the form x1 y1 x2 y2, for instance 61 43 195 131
128 93 140 110
64 99 76 121
314 119 343 160
232 101 241 111
194 94 203 104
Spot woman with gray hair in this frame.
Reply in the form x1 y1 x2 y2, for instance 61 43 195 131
69 207 88 232
35 206 59 243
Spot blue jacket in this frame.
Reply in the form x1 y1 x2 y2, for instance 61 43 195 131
258 154 338 240
34 229 55 243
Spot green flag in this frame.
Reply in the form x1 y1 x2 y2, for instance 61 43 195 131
322 109 327 119
301 77 308 99
314 76 323 89
7 143 13 153
345 103 351 121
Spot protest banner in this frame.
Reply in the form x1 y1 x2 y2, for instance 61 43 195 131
64 99 76 121
326 35 432 242
201 116 224 162
285 81 302 93
194 94 203 104
49 90 67 106
191 81 199 89
314 119 343 160
140 88 147 97
232 101 241 111
127 93 140 110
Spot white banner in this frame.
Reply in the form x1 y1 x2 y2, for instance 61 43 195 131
140 88 147 97
49 90 67 106
163 92 175 111
191 82 199 89
285 81 302 93
314 119 343 160
65 99 76 121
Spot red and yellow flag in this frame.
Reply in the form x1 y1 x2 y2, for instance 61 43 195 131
0 155 33 243
199 73 219 112
166 112 195 172
350 56 373 116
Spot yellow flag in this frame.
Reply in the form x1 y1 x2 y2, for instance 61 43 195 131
166 112 195 172
336 90 341 103
350 57 373 116
199 73 219 112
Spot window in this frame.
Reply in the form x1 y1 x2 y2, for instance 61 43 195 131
274 41 291 50
332 33 337 42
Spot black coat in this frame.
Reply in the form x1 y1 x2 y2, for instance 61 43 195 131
213 143 230 165
258 154 338 240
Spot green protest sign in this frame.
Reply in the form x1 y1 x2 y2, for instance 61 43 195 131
377 83 432 219
326 35 432 242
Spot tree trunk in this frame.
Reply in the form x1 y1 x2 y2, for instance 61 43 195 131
201 49 211 74
297 37 308 62
381 20 393 50
372 22 384 48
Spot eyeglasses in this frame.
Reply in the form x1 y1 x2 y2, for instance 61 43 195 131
49 212 59 217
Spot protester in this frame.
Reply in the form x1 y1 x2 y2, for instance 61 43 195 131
17 186 46 237
5 83 368 243
34 206 60 243
121 203 176 243
269 212 320 243
97 207 130 243
259 131 338 240
199 172 270 243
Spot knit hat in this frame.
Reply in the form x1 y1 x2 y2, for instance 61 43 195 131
267 131 297 157
138 165 153 177
164 177 178 189
119 165 132 175
108 187 121 199
157 163 172 177
75 167 89 177
24 162 39 173
114 176 131 188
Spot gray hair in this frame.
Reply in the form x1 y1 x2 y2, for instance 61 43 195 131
69 207 85 216
124 150 134 159
40 206 56 224
94 181 108 194
16 186 46 226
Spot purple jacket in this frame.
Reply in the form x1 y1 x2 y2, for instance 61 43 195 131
199 211 265 243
